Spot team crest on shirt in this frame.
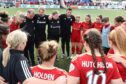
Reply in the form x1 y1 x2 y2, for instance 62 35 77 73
44 17 45 20
69 63 75 72
71 19 72 21
57 21 60 23
64 18 66 20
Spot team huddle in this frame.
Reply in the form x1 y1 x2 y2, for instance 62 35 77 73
0 7 126 84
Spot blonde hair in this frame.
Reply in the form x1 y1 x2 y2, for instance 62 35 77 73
39 40 58 61
39 6 45 11
109 26 126 56
16 11 26 23
2 30 27 67
75 15 80 18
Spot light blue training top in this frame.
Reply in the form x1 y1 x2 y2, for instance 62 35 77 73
102 25 110 48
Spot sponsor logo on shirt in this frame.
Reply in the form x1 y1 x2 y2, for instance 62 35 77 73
50 25 60 29
37 20 46 24
57 21 60 23
32 21 34 23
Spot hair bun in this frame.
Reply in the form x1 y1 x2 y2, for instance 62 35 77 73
48 45 54 54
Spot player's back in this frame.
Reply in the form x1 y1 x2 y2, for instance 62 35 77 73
69 54 121 84
32 65 67 81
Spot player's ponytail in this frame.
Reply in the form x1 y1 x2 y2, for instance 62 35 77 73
84 28 107 74
98 44 107 73
86 15 92 28
98 15 102 20
2 46 10 67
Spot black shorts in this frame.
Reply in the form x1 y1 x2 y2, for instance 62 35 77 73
48 35 59 42
35 36 46 48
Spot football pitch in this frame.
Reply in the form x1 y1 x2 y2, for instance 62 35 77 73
0 8 126 71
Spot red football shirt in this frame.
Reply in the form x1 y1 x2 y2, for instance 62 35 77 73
81 22 93 33
32 65 67 81
116 57 126 81
72 22 82 35
1 39 7 48
108 49 114 54
93 22 103 32
10 22 19 32
110 25 119 31
107 50 126 81
69 54 121 84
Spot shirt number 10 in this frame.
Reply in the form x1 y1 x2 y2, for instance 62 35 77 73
86 70 106 84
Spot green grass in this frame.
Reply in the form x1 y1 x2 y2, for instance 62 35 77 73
1 8 126 24
1 8 126 71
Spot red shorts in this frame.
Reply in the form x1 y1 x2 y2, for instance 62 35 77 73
71 33 81 42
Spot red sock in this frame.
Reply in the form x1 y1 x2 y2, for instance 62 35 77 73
76 47 80 54
78 46 83 54
72 46 75 54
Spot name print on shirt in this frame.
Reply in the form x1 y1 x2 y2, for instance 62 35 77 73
33 72 55 80
82 61 113 68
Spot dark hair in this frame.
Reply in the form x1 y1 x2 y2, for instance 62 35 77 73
86 14 92 29
98 15 102 20
0 12 9 23
115 16 125 23
0 25 9 34
67 8 72 11
102 17 109 23
52 10 58 15
84 29 107 74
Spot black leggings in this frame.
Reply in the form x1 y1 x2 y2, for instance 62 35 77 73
24 37 35 66
61 36 70 57
48 35 59 43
